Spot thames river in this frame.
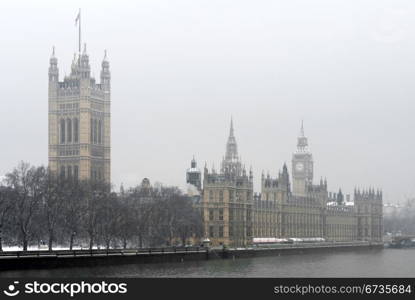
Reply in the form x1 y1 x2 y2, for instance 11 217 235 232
0 248 413 277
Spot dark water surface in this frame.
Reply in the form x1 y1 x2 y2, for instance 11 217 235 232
0 248 413 277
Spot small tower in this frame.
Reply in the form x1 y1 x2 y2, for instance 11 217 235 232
292 120 313 196
48 46 59 82
48 36 111 182
186 156 202 192
101 50 111 92
202 118 253 248
221 117 242 177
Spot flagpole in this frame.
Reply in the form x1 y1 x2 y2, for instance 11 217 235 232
78 8 81 55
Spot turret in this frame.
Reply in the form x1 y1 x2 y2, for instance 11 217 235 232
221 117 242 177
48 46 59 82
79 43 91 79
337 188 344 205
101 50 111 91
186 156 201 191
204 162 208 176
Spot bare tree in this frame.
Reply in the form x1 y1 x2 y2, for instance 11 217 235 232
117 192 136 249
0 184 14 251
42 173 66 251
98 191 121 250
6 162 45 251
62 179 86 250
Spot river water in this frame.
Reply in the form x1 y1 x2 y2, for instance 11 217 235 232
0 248 413 277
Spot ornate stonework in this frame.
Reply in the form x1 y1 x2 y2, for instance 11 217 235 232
48 45 111 182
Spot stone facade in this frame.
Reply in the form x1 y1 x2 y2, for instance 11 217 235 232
253 123 382 243
202 119 253 247
48 45 111 182
198 120 383 247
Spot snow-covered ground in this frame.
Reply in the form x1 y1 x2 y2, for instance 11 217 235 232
2 246 105 251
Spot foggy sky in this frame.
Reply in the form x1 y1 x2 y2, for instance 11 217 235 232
1 0 414 203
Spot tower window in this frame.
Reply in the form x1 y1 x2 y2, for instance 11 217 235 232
98 120 102 144
60 165 65 179
90 118 93 143
60 119 66 144
74 165 79 179
209 209 214 221
67 118 72 143
74 118 79 143
67 165 72 178
93 119 98 144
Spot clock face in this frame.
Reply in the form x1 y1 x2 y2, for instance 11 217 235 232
295 162 304 172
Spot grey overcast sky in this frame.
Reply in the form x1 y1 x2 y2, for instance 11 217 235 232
1 0 414 203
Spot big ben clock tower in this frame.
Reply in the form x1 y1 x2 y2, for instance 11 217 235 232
292 121 313 196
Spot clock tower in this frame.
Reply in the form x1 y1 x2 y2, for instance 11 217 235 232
292 121 313 196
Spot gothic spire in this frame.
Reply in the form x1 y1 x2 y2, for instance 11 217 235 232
49 46 58 82
300 119 304 137
230 116 234 137
297 120 309 152
225 117 238 161
221 117 242 176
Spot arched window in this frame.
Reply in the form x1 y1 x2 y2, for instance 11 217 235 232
93 119 98 144
98 120 102 144
60 119 66 144
90 118 94 143
73 118 79 143
67 118 72 143
60 165 65 179
74 165 79 179
67 165 72 178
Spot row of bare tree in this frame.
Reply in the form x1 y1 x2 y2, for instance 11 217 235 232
0 162 203 251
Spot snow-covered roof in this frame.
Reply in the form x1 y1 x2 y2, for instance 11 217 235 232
327 201 355 207
253 238 288 243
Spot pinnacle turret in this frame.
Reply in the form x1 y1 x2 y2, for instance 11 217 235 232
296 120 309 152
48 46 58 82
221 117 242 176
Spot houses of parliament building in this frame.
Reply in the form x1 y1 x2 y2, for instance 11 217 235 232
47 24 381 248
187 120 383 247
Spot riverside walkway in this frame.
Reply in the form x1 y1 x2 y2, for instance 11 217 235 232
0 242 383 271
